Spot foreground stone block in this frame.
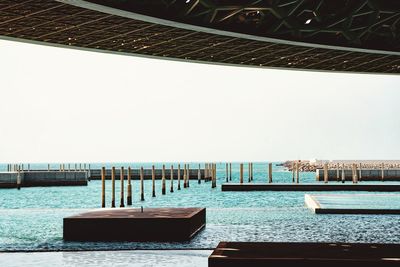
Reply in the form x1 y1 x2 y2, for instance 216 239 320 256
209 242 400 267
64 207 205 241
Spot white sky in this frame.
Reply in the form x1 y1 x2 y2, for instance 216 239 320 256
1 39 400 163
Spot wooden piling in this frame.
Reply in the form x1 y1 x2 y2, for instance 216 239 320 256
205 163 208 180
296 161 299 184
212 163 217 188
251 163 254 181
353 164 358 184
359 163 362 181
198 164 201 184
111 166 116 208
292 161 295 183
341 163 345 183
336 164 340 182
162 165 166 195
170 165 174 193
183 164 187 188
187 164 190 187
120 167 125 208
225 163 228 183
101 167 105 208
68 164 70 172
177 164 181 190
240 163 243 184
140 167 144 201
229 163 232 181
16 166 21 190
152 165 156 197
248 163 251 182
268 163 273 183
48 164 50 172
323 162 328 184
381 163 385 181
127 167 132 205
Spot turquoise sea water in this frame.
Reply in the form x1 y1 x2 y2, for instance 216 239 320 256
0 162 399 252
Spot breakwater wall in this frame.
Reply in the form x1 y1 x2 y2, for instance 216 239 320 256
88 168 205 180
316 168 400 181
0 171 88 188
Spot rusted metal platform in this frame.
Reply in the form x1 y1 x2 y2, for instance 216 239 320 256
221 183 400 192
209 242 400 267
63 207 205 242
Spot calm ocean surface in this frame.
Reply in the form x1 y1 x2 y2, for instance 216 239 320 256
0 162 400 252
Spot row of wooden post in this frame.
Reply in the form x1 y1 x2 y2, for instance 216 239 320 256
101 164 212 208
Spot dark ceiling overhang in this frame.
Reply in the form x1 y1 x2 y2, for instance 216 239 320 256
0 0 399 74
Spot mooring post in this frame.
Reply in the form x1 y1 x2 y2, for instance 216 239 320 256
74 163 77 172
152 165 156 197
111 166 116 208
198 164 201 184
336 164 340 182
162 164 166 195
183 164 187 188
17 165 21 190
354 164 358 184
205 163 208 180
296 161 299 183
68 164 70 172
101 167 106 208
341 163 345 183
48 164 50 172
381 163 385 182
177 164 181 190
248 163 251 182
229 163 232 181
127 167 132 205
292 161 295 183
251 163 254 181
120 167 125 208
213 163 217 188
240 163 243 184
225 163 228 182
187 164 190 187
359 163 362 181
268 163 273 183
170 165 174 193
140 167 144 201
324 162 328 184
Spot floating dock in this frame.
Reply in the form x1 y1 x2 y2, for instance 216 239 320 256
0 171 87 188
221 183 400 192
209 242 400 267
305 194 400 214
63 207 206 241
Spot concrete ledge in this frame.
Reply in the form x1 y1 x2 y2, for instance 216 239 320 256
209 242 400 267
305 194 400 215
221 183 400 192
63 207 206 242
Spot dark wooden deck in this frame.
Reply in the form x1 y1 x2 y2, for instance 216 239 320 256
209 242 400 267
63 207 205 242
221 183 400 192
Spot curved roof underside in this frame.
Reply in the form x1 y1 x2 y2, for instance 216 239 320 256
0 0 399 74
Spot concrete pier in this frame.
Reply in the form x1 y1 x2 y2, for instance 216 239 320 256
316 168 400 181
221 183 400 192
0 171 87 188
